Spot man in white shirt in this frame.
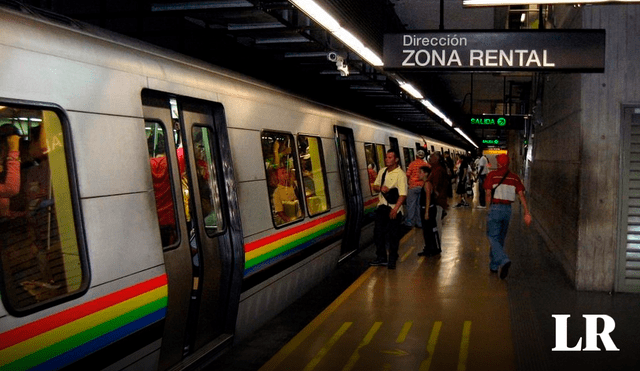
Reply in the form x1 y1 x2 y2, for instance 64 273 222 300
370 150 408 269
477 153 490 209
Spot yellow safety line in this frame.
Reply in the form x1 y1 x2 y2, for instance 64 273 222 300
458 321 472 371
258 267 377 371
303 322 352 371
400 245 415 262
342 321 383 371
419 321 442 371
396 321 413 343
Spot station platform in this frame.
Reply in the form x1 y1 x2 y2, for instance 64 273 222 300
205 200 640 371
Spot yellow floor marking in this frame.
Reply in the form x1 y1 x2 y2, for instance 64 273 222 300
303 322 352 371
341 321 383 371
458 321 472 371
400 245 415 262
259 268 376 371
418 321 442 371
396 321 413 343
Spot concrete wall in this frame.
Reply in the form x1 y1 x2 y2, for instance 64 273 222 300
531 4 640 291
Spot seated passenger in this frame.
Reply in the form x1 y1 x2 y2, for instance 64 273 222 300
273 167 301 224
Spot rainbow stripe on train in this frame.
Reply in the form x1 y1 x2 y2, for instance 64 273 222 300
0 275 168 371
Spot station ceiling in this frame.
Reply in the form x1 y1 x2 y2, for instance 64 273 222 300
18 0 539 151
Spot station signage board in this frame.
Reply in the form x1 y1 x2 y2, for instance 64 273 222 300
383 30 605 72
466 114 527 130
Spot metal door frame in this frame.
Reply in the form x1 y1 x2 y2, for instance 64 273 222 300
334 125 364 260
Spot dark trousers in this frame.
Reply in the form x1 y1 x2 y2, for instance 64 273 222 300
374 205 402 263
421 205 441 252
478 174 487 206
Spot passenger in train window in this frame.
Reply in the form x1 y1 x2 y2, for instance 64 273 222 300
272 164 301 224
1 110 84 310
370 150 408 270
262 132 303 226
483 154 532 279
403 149 429 229
147 123 178 246
0 126 21 217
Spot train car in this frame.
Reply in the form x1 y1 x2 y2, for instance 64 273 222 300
0 4 464 371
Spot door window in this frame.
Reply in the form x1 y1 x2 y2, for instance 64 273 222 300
191 126 225 236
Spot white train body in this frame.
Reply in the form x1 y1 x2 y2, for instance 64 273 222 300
0 5 463 370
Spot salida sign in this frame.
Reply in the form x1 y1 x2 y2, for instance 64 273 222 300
383 30 605 72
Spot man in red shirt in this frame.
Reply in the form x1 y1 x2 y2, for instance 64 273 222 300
483 154 532 279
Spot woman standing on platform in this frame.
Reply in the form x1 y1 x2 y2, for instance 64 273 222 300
418 166 441 257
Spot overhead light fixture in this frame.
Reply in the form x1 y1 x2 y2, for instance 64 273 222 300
455 128 479 148
464 0 637 6
398 82 424 100
420 99 453 127
289 0 384 67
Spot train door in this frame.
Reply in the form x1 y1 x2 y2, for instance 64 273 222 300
142 90 244 369
335 126 364 258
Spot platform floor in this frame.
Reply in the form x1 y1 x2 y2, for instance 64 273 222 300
204 200 640 371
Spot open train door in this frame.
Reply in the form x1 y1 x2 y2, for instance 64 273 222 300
142 90 244 370
335 126 364 259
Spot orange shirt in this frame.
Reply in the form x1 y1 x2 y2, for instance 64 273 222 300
405 159 429 188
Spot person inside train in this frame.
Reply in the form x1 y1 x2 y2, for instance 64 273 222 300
147 129 178 246
0 125 21 218
272 158 301 224
369 149 408 269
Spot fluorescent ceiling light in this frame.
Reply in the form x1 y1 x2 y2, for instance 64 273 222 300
420 99 453 127
455 128 479 148
399 82 424 99
290 0 384 67
464 0 637 6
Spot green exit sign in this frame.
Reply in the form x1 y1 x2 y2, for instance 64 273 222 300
482 139 500 144
472 117 507 126
466 114 526 130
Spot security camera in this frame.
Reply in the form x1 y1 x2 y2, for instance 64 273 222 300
327 52 338 62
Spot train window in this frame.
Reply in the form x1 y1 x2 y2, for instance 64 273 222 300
261 131 303 227
146 120 180 247
191 126 225 236
403 147 415 164
364 143 379 195
0 105 87 314
297 135 330 216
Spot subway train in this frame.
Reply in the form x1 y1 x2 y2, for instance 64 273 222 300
0 4 464 371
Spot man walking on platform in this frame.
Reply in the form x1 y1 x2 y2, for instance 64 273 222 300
483 154 532 279
370 150 408 269
403 149 429 229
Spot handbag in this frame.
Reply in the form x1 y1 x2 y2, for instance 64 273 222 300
380 169 400 204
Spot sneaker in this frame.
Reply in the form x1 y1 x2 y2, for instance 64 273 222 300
369 258 388 266
500 262 511 279
388 261 396 269
477 205 486 209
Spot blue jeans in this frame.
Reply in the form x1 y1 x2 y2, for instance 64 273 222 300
404 186 422 228
486 203 512 270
